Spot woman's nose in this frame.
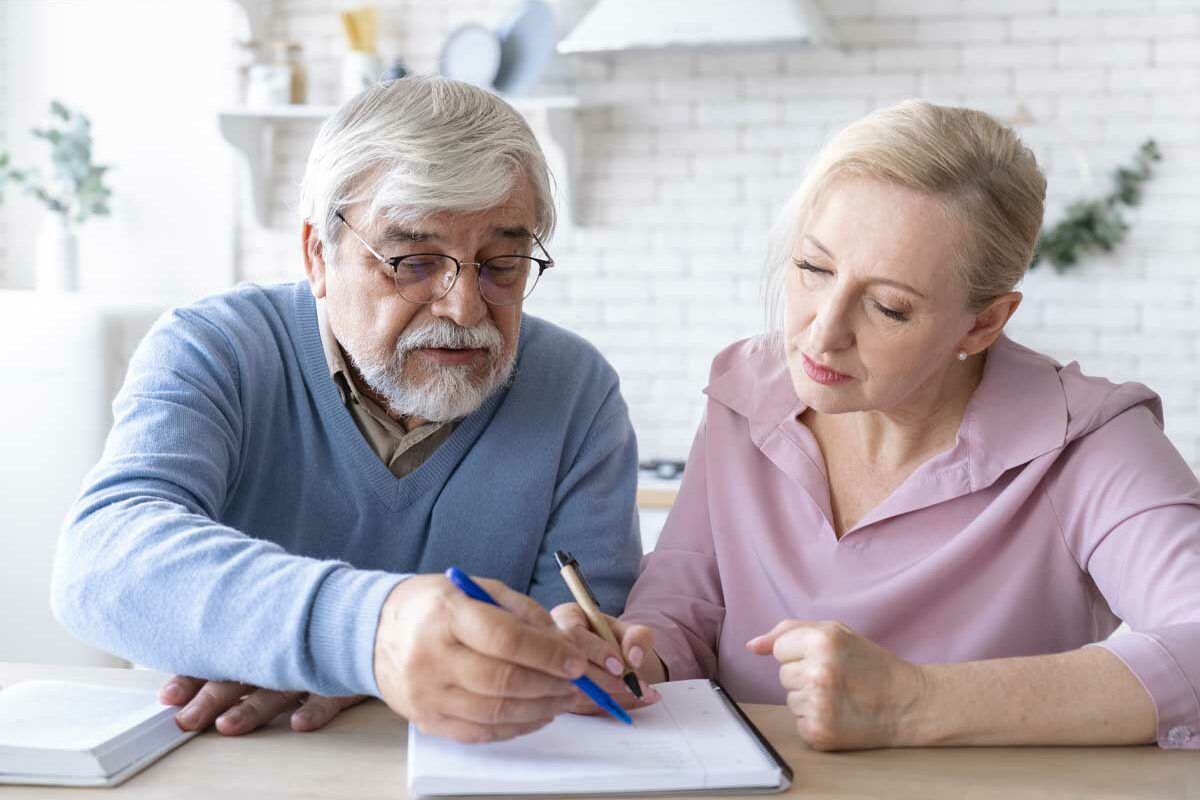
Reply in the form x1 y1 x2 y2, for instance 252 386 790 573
808 294 854 354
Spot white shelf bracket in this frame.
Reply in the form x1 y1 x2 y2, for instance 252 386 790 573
521 104 581 231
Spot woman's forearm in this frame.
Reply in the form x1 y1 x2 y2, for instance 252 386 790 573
911 646 1156 746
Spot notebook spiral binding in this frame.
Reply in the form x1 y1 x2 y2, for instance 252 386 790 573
710 680 794 789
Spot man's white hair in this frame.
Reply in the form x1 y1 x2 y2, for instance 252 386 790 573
299 75 556 251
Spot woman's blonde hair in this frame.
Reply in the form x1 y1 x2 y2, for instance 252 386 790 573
764 99 1046 329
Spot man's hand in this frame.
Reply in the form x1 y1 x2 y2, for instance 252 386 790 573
550 603 662 715
373 574 590 744
746 620 930 751
159 677 365 735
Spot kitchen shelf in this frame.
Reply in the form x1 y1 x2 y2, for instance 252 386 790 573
218 97 585 228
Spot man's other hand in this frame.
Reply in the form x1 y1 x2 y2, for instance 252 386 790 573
159 676 365 735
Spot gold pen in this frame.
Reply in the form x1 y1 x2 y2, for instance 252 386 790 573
555 550 644 699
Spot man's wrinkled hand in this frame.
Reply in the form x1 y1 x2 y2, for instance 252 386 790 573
373 574 590 744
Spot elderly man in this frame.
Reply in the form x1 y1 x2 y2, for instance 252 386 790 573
51 76 641 744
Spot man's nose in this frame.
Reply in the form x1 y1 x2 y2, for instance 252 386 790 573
429 264 488 328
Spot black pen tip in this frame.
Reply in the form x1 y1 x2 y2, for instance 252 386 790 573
623 673 643 699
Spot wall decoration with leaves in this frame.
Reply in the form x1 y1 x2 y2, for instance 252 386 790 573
1032 139 1161 272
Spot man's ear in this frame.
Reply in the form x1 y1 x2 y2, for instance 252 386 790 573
302 221 328 299
959 291 1022 356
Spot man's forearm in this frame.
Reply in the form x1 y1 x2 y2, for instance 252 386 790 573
910 646 1156 746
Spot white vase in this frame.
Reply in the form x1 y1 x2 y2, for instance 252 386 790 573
340 51 384 102
35 215 80 292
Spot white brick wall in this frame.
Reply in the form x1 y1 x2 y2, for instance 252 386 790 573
241 0 1200 469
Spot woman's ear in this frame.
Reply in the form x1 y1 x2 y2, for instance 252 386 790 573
302 221 328 299
959 291 1022 355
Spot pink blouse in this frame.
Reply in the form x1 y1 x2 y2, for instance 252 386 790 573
623 335 1200 750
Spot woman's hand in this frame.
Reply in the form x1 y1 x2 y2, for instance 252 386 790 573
159 676 366 735
550 603 663 714
746 620 930 751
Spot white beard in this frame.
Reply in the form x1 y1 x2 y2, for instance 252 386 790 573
351 318 515 422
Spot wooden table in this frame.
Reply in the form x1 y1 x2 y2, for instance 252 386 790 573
3 663 1196 799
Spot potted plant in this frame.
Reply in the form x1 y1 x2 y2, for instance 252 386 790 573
0 100 113 291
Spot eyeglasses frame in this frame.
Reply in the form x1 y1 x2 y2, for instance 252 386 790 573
333 211 555 306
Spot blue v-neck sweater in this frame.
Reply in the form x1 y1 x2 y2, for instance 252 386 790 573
51 282 641 698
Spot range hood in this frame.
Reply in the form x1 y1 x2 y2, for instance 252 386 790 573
557 0 836 54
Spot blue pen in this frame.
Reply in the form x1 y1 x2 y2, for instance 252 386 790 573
445 566 633 726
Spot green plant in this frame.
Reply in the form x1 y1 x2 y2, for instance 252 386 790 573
1032 139 1161 272
0 100 113 227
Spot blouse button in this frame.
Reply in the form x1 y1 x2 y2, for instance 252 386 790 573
1166 725 1192 747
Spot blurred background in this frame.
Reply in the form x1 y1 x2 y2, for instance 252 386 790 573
2 0 1197 667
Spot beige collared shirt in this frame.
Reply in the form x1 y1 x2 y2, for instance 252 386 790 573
316 299 455 478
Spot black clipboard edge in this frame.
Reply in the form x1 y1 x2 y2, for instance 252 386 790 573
710 680 794 793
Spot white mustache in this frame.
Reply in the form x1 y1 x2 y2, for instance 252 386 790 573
395 319 504 355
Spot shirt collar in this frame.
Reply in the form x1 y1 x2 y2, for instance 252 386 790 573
315 297 364 406
703 333 1070 492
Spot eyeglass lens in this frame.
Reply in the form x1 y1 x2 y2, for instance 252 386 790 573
393 255 541 305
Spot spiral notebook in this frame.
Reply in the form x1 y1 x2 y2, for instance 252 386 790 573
408 679 792 797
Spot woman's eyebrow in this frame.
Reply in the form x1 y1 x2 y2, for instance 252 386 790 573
802 234 928 299
803 234 836 259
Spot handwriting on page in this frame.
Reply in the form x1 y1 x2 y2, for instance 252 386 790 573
409 680 780 794
419 700 703 781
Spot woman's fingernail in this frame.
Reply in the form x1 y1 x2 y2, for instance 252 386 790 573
176 707 199 728
605 657 623 676
219 708 243 726
161 683 181 703
629 646 644 668
646 685 661 702
294 708 313 724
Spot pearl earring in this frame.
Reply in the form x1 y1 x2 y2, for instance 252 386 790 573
957 351 968 362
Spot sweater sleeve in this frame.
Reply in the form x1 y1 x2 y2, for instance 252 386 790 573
527 381 641 615
1049 405 1200 750
620 414 725 681
50 308 404 698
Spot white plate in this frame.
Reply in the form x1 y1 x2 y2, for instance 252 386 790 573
494 0 558 95
439 23 502 88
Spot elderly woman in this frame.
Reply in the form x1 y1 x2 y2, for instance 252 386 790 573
557 100 1199 751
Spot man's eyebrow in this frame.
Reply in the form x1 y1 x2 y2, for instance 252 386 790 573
374 225 534 244
801 234 928 299
378 226 435 244
496 226 534 240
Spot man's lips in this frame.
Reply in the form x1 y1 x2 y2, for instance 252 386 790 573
413 347 487 366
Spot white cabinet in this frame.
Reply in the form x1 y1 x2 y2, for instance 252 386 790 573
636 477 680 553
0 291 165 666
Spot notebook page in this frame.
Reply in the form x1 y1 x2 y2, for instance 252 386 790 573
658 681 781 789
0 681 170 752
408 679 780 796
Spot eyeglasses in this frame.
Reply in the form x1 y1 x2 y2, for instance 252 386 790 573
334 211 554 306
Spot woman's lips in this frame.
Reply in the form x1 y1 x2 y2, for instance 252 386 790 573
801 353 853 385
